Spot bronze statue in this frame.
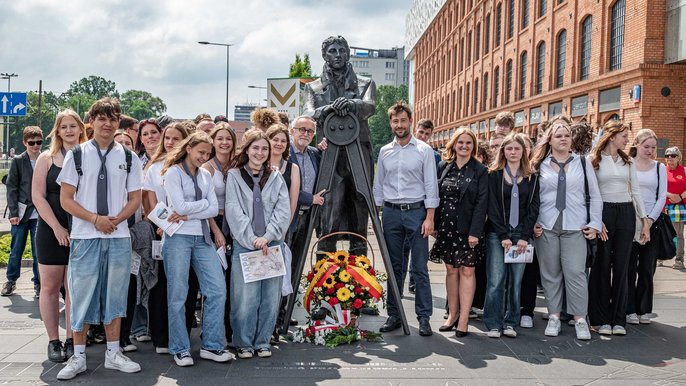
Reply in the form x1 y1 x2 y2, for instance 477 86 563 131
304 35 376 255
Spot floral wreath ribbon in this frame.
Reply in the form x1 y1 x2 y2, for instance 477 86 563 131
304 259 383 313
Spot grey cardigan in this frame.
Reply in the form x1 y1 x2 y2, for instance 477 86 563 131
225 168 290 250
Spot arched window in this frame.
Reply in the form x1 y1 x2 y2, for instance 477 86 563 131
580 16 593 80
459 38 465 72
483 73 489 110
506 60 513 104
508 0 515 39
556 30 567 88
495 3 502 47
536 41 546 94
475 23 481 58
467 31 472 66
485 14 491 54
609 0 625 71
474 78 479 113
522 0 530 28
465 82 471 116
493 67 500 108
539 0 547 17
519 51 528 100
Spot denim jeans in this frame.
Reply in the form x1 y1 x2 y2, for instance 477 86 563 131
6 219 38 284
68 238 131 332
483 233 526 331
163 234 226 355
230 241 283 351
382 206 432 320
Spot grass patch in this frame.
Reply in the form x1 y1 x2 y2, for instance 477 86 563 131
0 233 32 267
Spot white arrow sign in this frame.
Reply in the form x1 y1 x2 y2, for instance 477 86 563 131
1 96 7 114
13 103 25 114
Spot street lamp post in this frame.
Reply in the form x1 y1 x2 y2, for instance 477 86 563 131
0 73 18 155
248 85 267 107
198 41 233 119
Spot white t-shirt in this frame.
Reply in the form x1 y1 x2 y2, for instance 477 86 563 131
143 160 166 205
57 141 143 239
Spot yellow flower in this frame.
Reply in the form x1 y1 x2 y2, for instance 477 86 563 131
339 270 351 283
356 256 371 266
313 257 329 273
336 287 352 302
333 250 349 265
322 275 336 288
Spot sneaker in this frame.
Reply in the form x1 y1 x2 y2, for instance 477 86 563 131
1 281 16 296
597 324 612 335
472 307 484 316
673 261 685 270
173 351 194 367
575 319 591 340
34 283 40 299
544 315 561 337
135 335 152 342
639 314 651 324
200 348 234 362
626 313 640 325
47 340 65 363
236 348 253 359
487 329 501 338
256 348 272 358
503 326 517 338
469 310 478 319
57 355 87 380
542 312 549 320
105 350 141 373
64 338 74 359
155 347 169 354
612 325 626 335
520 315 533 328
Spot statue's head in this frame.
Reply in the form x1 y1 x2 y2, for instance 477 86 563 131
321 35 350 70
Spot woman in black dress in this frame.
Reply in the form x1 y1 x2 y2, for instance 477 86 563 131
431 127 488 337
32 109 87 362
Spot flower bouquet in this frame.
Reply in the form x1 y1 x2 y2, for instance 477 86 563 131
292 233 385 347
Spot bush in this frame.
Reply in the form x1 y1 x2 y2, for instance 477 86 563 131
0 232 33 267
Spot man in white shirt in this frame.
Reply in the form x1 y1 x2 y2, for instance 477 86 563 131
373 101 439 336
56 98 143 380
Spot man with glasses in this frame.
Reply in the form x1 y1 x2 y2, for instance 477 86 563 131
119 115 139 147
2 126 43 298
489 133 505 159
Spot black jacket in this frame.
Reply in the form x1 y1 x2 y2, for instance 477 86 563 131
288 144 321 207
486 169 540 242
436 157 488 238
7 152 36 223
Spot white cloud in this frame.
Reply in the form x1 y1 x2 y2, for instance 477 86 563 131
0 0 411 120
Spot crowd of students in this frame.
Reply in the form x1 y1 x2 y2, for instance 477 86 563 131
1 97 683 381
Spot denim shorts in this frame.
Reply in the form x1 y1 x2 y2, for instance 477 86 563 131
68 238 132 332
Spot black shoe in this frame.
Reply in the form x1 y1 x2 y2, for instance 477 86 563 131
455 329 469 338
408 285 416 294
443 310 449 320
418 319 433 336
379 316 402 333
34 283 40 299
289 318 298 326
64 338 74 359
361 306 379 316
1 281 16 296
438 320 458 332
47 340 65 363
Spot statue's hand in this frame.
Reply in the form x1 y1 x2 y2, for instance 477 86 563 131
332 97 348 111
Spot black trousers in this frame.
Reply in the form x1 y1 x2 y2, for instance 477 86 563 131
589 202 636 327
472 259 487 309
120 273 137 345
627 235 658 315
519 252 541 317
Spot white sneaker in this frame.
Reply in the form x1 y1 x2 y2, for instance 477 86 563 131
57 355 87 380
502 326 517 338
626 313 639 325
200 348 234 362
155 347 169 354
256 348 272 358
236 348 254 359
612 325 626 335
105 351 141 373
487 329 501 338
544 315 561 337
673 261 685 270
520 315 533 328
575 319 591 340
597 324 612 335
135 335 152 342
639 314 651 324
174 351 194 367
121 343 137 352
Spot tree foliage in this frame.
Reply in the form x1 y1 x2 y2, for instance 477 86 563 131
289 53 313 78
120 90 167 120
369 84 409 159
67 75 119 99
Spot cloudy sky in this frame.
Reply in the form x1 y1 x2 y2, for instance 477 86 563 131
0 0 413 120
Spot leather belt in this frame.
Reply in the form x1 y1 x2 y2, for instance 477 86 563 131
383 201 424 211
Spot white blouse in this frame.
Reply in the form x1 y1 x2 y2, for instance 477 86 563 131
593 154 646 218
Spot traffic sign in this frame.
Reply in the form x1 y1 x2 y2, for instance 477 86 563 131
0 92 27 117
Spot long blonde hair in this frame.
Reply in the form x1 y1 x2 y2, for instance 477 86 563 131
531 115 573 170
591 119 631 170
442 127 478 161
160 131 213 176
147 122 190 170
488 132 533 178
48 109 87 155
628 128 657 158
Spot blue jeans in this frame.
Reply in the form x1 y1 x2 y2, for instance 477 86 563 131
68 238 131 332
163 234 226 355
6 219 38 284
483 233 526 331
230 241 283 351
382 206 432 320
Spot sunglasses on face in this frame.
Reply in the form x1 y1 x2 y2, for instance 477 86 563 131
665 154 679 158
27 140 43 146
296 127 315 135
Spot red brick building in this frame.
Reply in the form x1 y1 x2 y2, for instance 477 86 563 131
407 0 686 155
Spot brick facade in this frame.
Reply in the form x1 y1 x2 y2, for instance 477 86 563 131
412 0 686 154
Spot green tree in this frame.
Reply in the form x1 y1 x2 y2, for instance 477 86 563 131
120 90 167 120
67 75 119 99
289 53 313 78
369 84 409 159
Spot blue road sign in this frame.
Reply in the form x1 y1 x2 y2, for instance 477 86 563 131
0 92 27 117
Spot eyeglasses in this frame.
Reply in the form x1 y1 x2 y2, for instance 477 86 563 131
27 140 43 146
665 154 679 158
296 127 315 135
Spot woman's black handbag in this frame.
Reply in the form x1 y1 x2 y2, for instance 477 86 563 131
580 157 597 268
653 213 677 260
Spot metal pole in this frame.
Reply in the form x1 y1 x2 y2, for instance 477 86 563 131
226 45 230 119
37 80 43 128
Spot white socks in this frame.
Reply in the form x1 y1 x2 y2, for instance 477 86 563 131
106 341 120 356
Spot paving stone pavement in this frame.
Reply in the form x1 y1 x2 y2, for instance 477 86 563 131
0 221 685 385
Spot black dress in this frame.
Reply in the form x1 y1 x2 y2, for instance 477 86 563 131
429 164 485 267
35 163 70 265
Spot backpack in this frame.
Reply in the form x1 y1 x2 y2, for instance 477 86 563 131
72 142 132 189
